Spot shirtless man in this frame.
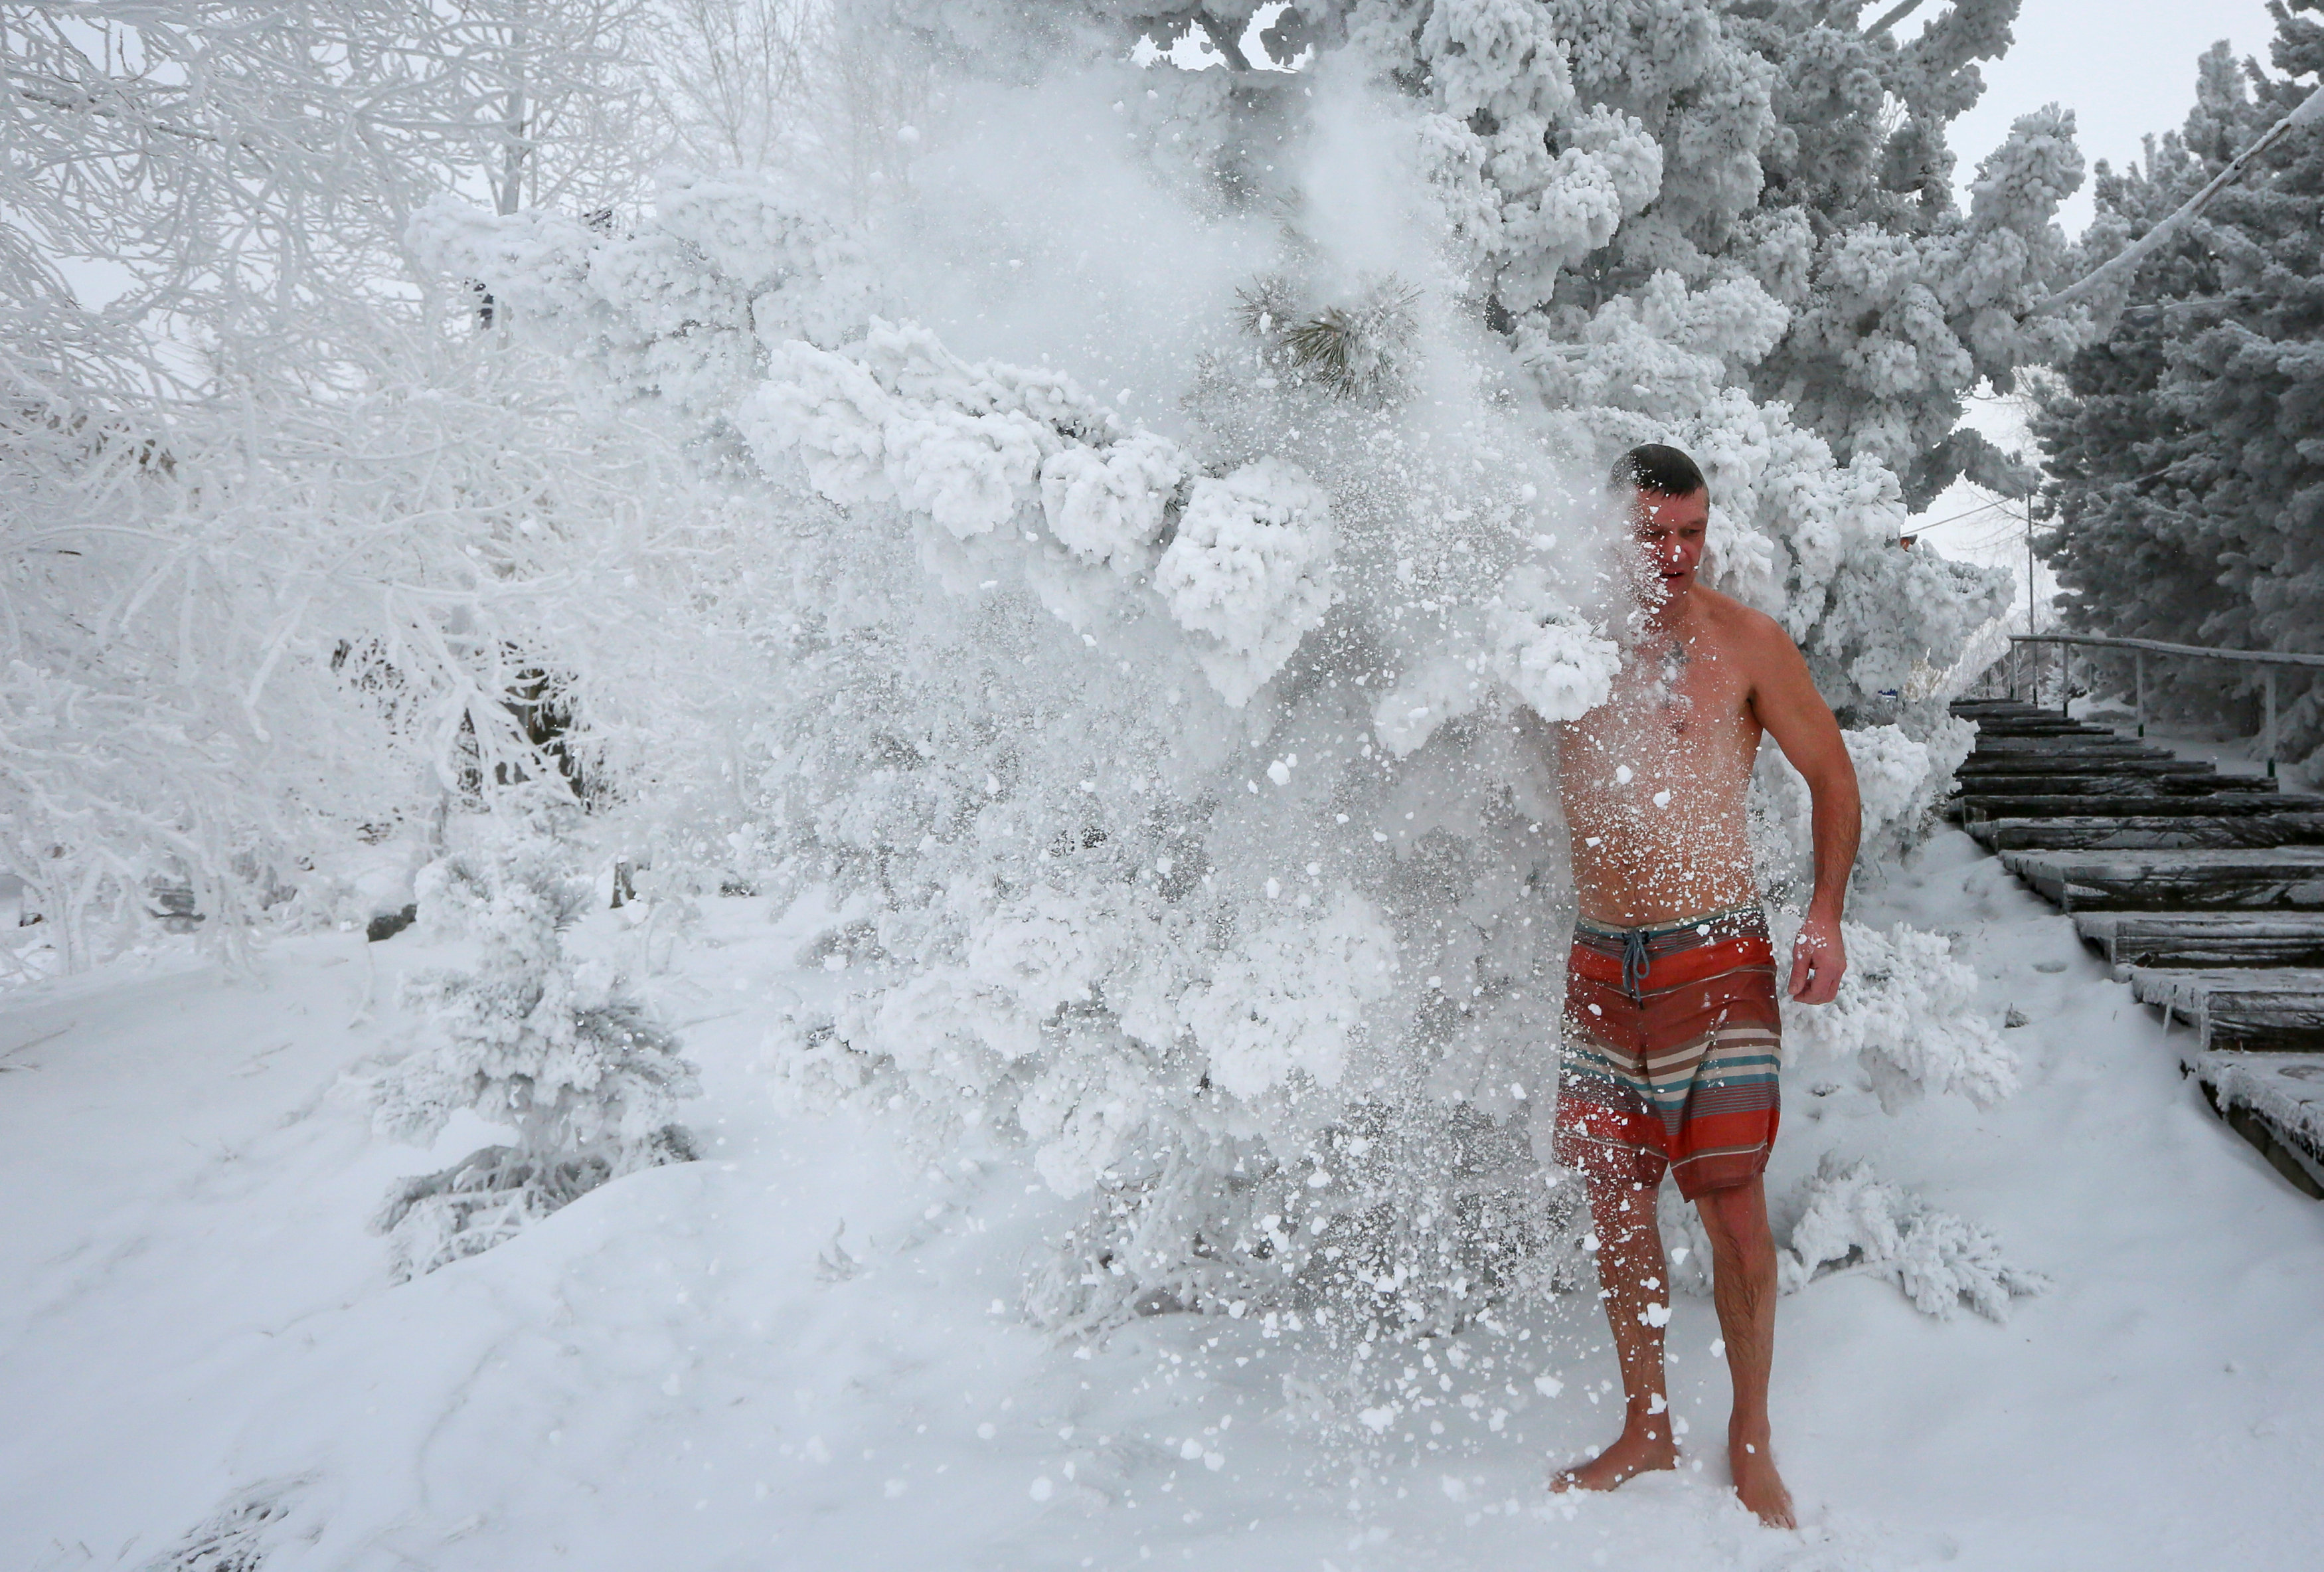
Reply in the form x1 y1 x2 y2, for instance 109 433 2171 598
1545 444 1861 1529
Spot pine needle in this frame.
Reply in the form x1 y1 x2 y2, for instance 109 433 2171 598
1236 276 1423 403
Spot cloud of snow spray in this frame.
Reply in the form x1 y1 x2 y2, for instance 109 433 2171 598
726 48 1631 1367
416 3 2040 1457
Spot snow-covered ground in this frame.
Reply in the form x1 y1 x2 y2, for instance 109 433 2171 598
5 833 2321 1572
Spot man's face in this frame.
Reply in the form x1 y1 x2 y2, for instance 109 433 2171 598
1628 486 1709 605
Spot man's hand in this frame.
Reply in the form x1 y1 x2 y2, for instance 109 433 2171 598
1788 913 1847 1004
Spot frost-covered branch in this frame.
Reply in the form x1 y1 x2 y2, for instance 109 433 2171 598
1861 0 1928 37
1666 1156 2049 1321
2033 83 2324 319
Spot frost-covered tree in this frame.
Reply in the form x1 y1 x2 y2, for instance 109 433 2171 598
641 0 937 192
372 827 700 1280
1 2 681 972
0 327 730 974
646 0 825 169
1723 0 2088 501
2 1 655 396
1126 0 2088 502
420 0 2045 1336
2034 10 2324 764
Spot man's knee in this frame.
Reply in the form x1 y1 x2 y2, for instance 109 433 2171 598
1582 1171 1660 1234
1692 1176 1771 1254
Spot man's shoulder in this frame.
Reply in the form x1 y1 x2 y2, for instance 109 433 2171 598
1694 589 1799 661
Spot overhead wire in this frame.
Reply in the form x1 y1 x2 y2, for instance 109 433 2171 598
1913 497 2012 531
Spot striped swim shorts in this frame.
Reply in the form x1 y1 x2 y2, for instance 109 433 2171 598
1552 904 1783 1199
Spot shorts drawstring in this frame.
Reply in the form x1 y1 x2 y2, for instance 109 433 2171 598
1576 903 1768 1004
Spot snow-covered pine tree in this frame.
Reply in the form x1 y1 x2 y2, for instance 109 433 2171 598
422 0 2064 1335
371 827 701 1281
1722 0 2088 504
1321 0 2089 507
2034 11 2324 765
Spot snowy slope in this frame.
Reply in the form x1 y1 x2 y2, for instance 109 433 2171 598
3 835 2320 1571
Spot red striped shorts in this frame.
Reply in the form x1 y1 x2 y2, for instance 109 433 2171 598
1552 906 1782 1199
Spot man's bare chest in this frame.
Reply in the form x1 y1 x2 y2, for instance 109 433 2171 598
1564 636 1754 762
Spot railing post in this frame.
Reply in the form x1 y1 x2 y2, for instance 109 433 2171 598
2264 667 2278 779
1988 634 2314 766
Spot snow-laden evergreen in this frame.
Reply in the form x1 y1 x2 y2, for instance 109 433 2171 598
418 0 2071 1336
2035 8 2324 766
1376 0 2087 505
372 824 701 1280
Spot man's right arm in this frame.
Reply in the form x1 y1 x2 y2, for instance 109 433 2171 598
1744 617 1860 1004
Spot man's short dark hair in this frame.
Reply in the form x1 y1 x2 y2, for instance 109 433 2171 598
1610 443 1708 502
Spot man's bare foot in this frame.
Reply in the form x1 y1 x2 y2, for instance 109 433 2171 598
1729 1436 1795 1528
1549 1422 1677 1494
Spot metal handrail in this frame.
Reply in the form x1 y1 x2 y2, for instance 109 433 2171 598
2005 633 2319 777
2011 632 2324 671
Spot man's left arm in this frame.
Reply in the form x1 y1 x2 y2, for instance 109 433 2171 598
1746 622 1861 1004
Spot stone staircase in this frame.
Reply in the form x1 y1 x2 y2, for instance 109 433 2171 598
1950 698 2324 1198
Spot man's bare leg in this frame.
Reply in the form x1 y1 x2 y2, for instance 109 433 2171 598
1551 1166 1679 1492
1695 1176 1795 1528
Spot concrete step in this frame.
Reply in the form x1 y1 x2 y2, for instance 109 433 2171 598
2129 967 2324 1053
1965 744 2180 765
1959 792 2310 822
1967 814 2324 852
1955 773 2270 800
1968 721 2132 737
2077 913 2324 973
2184 1051 2324 1197
1957 755 2215 776
1999 847 2324 913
